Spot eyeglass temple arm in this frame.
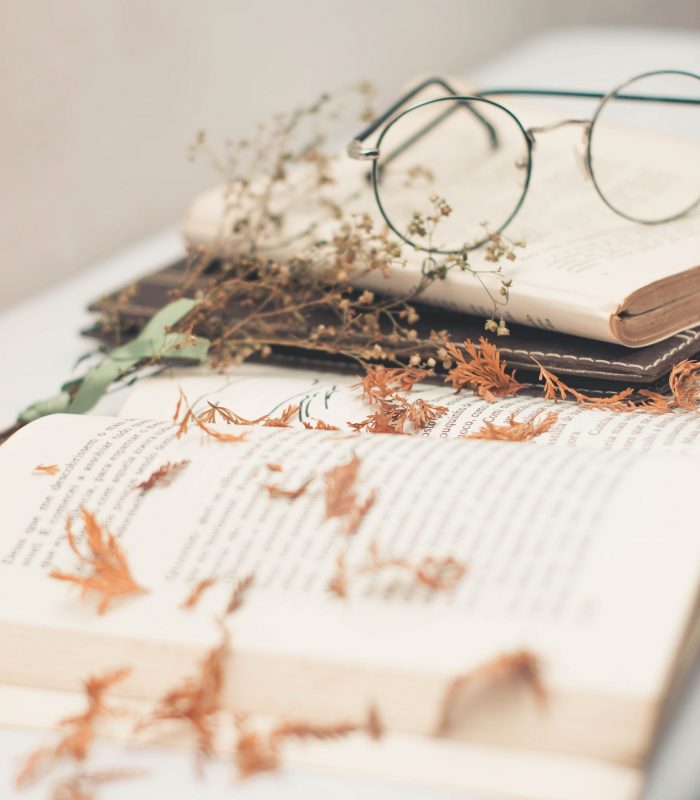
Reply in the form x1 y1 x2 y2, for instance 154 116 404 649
348 76 499 161
478 88 700 105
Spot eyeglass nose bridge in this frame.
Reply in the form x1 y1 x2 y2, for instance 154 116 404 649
525 118 593 178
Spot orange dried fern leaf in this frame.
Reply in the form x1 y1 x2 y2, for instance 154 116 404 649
50 510 147 614
33 464 60 476
135 459 189 491
464 411 558 441
669 359 700 410
445 338 525 401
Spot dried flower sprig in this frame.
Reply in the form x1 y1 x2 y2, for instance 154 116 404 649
137 627 229 762
464 411 558 441
329 543 466 598
16 668 131 788
233 705 382 779
435 649 546 736
33 463 60 476
50 510 147 614
324 455 376 534
445 338 525 401
135 459 190 491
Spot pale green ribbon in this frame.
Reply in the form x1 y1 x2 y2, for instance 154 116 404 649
20 298 209 422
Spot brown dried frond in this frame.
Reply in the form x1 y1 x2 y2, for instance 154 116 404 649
51 768 146 800
349 395 447 435
637 389 675 414
266 462 283 472
445 338 525 402
263 404 300 427
435 649 546 735
669 359 700 410
49 510 147 614
302 418 341 430
324 455 376 533
534 359 636 411
234 708 374 779
181 577 218 609
33 463 60 476
356 365 430 404
135 459 189 491
138 628 229 761
15 668 130 788
264 476 313 500
464 411 558 441
225 573 255 616
173 390 248 441
198 401 266 426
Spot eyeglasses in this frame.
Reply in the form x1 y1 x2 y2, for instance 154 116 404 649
347 71 700 255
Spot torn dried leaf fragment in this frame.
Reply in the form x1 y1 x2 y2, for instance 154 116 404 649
135 459 190 491
323 455 376 534
33 463 60 476
264 475 314 500
180 577 218 609
49 510 147 614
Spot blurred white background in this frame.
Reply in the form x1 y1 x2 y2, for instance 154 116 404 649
2 0 699 309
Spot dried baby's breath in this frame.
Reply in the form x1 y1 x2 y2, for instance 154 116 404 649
464 411 558 441
16 668 130 788
445 338 525 401
50 510 147 614
181 577 218 610
135 459 190 491
435 649 546 736
33 463 60 476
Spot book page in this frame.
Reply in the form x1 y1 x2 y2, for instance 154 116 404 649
182 98 700 344
120 364 700 459
0 411 698 765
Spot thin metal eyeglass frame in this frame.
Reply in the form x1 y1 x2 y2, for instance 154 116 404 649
348 71 700 255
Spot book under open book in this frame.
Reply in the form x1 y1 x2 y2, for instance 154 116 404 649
182 90 700 347
1 364 699 800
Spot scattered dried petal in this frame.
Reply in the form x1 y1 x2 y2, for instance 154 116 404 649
266 462 283 472
264 476 313 500
50 510 147 614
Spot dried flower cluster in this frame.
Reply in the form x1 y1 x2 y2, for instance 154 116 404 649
50 509 147 614
329 542 467 598
323 454 376 534
435 649 546 735
16 668 130 787
464 411 559 441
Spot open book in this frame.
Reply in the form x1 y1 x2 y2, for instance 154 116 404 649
1 365 699 800
182 92 700 347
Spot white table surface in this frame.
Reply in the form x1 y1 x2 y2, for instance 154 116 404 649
1 26 700 800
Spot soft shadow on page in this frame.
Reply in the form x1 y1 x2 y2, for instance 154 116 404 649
119 364 700 458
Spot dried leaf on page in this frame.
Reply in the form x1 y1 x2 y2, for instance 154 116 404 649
33 464 60 476
445 338 525 401
464 411 558 441
15 668 130 788
181 577 218 609
264 476 313 500
533 360 635 411
51 768 146 800
50 510 147 614
324 455 376 533
225 573 255 616
135 459 189 491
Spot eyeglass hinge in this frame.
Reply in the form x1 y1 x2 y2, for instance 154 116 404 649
347 140 379 160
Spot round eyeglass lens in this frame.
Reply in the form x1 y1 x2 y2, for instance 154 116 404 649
373 97 531 253
589 71 700 223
